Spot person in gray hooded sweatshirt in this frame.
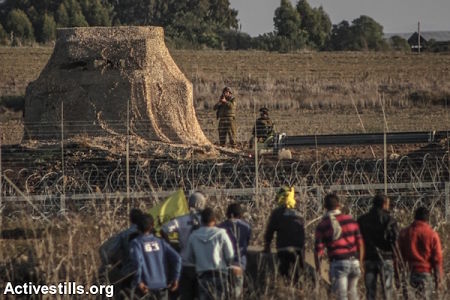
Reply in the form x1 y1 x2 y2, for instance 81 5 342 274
186 207 235 300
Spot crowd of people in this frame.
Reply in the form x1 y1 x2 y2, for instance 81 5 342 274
100 189 444 300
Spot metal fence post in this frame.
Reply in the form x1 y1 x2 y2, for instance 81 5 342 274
0 124 2 223
61 101 66 214
445 182 450 223
126 98 130 221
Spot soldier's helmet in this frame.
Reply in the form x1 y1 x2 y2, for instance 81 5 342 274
222 86 232 94
188 191 207 210
259 107 269 114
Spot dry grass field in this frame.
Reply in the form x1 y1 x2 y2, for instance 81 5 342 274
1 46 449 145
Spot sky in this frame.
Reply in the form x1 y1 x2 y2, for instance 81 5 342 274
229 0 450 36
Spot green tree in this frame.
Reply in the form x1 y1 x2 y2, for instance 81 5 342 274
296 1 331 49
351 15 385 50
62 0 88 27
329 16 386 51
273 0 306 51
6 9 35 42
329 20 354 50
208 0 238 30
389 35 410 52
41 13 56 43
313 6 332 48
0 23 9 45
56 3 70 27
80 0 112 26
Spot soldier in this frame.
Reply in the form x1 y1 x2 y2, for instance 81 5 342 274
213 86 236 147
250 107 274 147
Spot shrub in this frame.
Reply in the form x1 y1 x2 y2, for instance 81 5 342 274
6 9 35 43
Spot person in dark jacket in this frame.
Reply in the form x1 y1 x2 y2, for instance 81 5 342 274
252 107 274 140
213 86 236 147
358 194 399 300
130 213 182 300
219 203 252 298
264 186 305 280
99 208 143 291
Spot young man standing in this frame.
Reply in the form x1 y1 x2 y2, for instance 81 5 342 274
264 186 305 281
130 214 182 300
398 206 443 300
314 193 364 300
160 191 206 300
186 207 235 300
219 203 252 298
358 194 398 300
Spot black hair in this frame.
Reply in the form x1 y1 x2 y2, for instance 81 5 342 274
372 194 388 209
137 213 154 233
226 203 242 219
414 206 430 222
130 208 143 225
324 193 340 210
201 207 216 224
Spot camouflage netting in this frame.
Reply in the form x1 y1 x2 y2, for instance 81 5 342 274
24 26 211 146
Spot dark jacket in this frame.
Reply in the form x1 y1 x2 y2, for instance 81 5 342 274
219 219 252 269
252 116 273 139
358 208 399 261
214 96 236 118
264 206 305 251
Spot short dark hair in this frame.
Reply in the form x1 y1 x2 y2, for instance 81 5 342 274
414 206 430 222
226 203 242 219
130 208 143 224
324 193 340 210
372 194 388 209
137 213 154 233
201 207 216 224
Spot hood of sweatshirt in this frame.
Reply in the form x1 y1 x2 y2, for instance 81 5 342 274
194 227 223 243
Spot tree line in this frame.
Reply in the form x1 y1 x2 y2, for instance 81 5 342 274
0 0 412 52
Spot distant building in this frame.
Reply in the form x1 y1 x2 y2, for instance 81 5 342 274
408 31 450 51
385 31 450 52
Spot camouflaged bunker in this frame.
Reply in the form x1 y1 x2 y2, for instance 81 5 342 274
24 26 210 146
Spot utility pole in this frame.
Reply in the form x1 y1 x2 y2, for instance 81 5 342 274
418 21 421 54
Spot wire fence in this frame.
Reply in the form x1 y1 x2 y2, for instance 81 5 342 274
1 103 449 222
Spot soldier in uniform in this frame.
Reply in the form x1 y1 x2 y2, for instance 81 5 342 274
213 86 236 147
253 107 274 140
249 107 274 147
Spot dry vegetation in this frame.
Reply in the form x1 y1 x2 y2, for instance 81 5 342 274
2 193 450 299
1 47 449 146
1 47 450 109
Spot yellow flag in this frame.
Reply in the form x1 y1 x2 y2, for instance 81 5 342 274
149 189 189 232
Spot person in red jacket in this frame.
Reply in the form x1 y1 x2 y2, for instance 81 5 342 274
398 206 443 300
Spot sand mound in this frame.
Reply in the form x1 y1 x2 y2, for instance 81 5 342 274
24 26 210 146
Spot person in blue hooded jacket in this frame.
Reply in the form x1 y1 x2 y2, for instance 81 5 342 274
130 213 182 300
